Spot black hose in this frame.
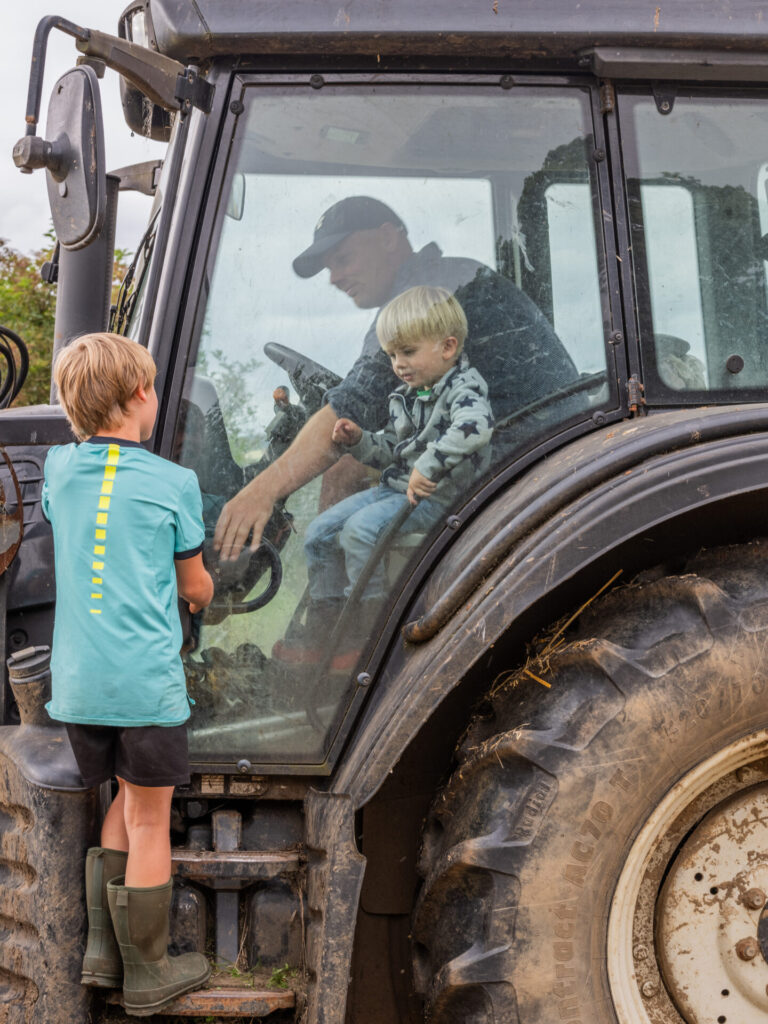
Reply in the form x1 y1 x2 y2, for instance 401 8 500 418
0 326 30 408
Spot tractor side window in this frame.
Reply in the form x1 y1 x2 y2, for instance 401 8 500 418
621 92 768 397
638 184 707 388
174 84 611 768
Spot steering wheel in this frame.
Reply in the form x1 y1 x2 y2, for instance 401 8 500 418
202 536 283 625
264 342 342 414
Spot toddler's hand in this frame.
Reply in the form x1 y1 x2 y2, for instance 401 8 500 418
332 418 362 447
407 468 437 505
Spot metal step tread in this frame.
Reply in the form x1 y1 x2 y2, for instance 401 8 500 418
172 847 302 882
106 969 297 1016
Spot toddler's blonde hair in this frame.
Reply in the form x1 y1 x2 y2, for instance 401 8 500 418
53 332 156 440
376 285 468 354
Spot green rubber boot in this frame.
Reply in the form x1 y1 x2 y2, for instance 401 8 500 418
81 847 128 987
107 876 211 1017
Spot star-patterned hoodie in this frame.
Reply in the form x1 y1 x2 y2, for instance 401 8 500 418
348 352 494 507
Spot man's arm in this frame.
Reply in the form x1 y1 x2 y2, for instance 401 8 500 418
214 338 396 560
213 403 340 560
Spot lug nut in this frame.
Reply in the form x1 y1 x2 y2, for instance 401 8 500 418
641 981 658 998
633 944 648 961
744 889 766 910
736 937 760 961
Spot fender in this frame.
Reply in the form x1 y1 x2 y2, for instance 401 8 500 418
335 404 768 806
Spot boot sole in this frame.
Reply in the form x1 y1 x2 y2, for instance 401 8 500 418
123 963 212 1017
81 971 122 988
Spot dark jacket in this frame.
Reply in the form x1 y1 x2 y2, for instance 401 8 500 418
325 242 577 432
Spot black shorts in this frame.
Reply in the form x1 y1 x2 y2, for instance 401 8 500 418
65 723 190 788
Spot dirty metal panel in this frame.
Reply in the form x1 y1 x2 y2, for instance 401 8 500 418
150 0 768 63
212 808 242 852
0 448 23 575
304 790 366 1024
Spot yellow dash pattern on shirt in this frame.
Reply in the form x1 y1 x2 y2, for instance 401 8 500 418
90 444 120 614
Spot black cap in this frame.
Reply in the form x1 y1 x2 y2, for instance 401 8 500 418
292 196 405 278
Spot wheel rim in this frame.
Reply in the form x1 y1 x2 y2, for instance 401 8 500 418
608 731 768 1024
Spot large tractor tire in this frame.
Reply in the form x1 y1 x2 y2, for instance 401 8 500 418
412 541 768 1024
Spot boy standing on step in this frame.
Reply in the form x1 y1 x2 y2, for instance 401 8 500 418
43 332 214 1016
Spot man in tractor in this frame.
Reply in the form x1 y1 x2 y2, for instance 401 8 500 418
214 195 577 560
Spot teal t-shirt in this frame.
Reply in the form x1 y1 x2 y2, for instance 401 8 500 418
41 437 205 726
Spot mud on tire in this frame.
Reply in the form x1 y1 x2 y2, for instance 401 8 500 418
411 541 768 1023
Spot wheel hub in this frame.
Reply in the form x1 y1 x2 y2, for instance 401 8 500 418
607 734 768 1024
657 784 768 1022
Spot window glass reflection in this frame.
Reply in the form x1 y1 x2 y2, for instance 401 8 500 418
175 85 609 765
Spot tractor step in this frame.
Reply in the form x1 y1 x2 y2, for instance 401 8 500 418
172 848 301 882
106 970 297 1016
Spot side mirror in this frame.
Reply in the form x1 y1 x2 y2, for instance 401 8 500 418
119 76 173 141
13 65 106 251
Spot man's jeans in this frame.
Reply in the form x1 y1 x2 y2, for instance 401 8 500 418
304 484 444 602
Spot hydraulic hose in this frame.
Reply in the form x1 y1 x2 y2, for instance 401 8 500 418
0 326 29 408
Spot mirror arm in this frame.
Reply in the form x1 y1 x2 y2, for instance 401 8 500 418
20 15 214 146
23 17 90 137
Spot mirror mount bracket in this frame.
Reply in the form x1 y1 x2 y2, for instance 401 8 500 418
75 29 213 114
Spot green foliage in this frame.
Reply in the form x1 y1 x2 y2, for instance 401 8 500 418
267 963 296 989
197 345 264 463
0 231 130 407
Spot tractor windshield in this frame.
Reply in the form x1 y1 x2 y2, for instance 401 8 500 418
173 81 612 768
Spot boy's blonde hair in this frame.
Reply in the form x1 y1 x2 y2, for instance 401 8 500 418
53 332 156 440
376 285 468 354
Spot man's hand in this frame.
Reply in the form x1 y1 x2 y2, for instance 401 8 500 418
406 467 437 505
213 404 342 561
213 478 275 561
332 418 362 447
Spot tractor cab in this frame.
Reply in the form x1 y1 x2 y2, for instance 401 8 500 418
6 2 768 1022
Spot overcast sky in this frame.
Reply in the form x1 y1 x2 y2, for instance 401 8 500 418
1 1 163 257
